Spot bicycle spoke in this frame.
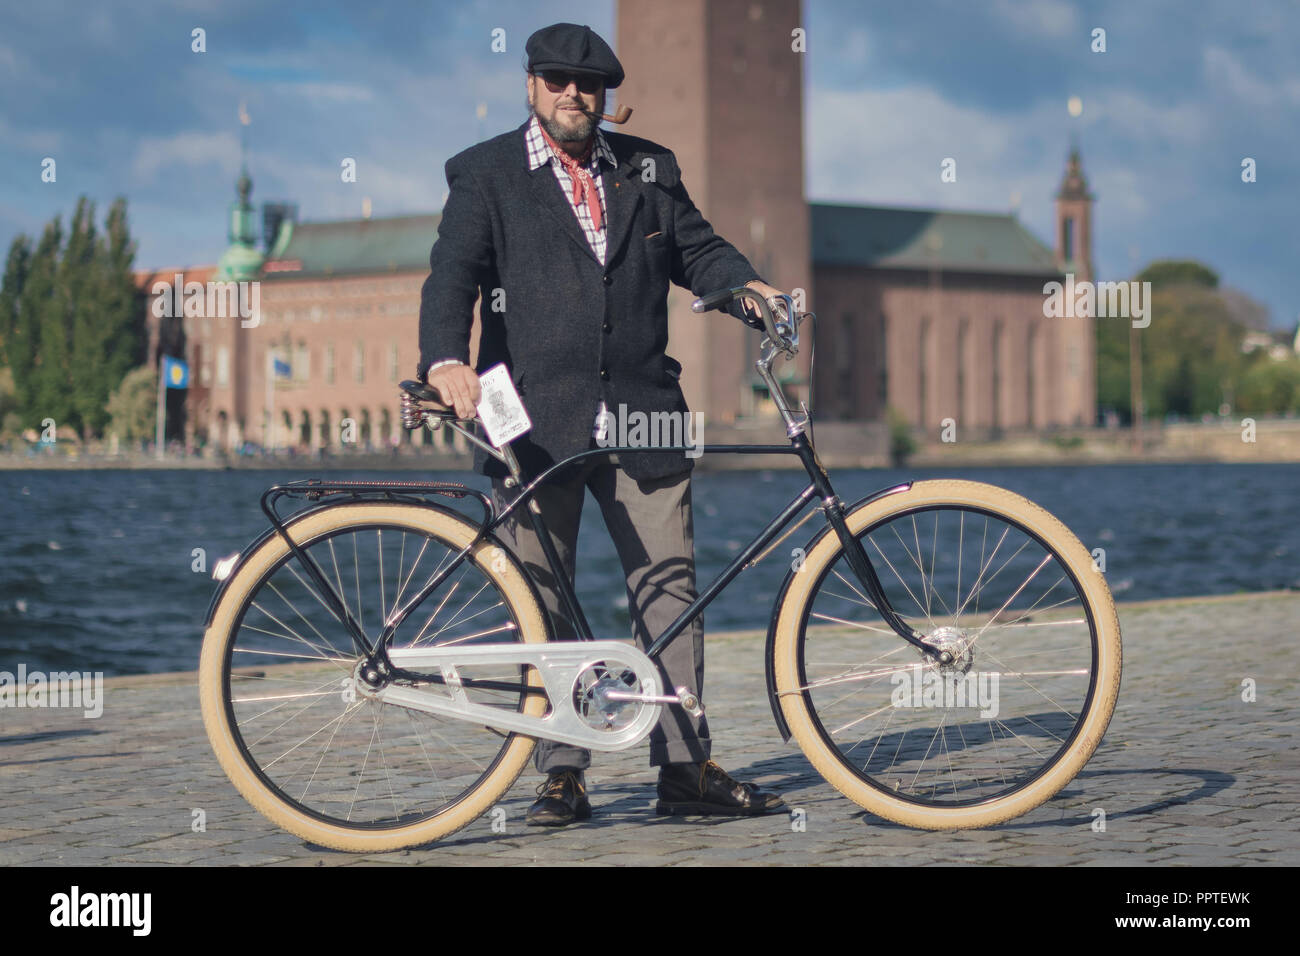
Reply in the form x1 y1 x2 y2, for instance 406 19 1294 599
215 510 540 832
793 495 1103 809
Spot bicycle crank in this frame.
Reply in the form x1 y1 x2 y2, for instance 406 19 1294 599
371 641 675 751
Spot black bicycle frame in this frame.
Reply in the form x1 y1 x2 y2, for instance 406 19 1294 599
251 428 943 697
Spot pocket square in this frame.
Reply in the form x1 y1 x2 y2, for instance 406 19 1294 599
644 231 663 239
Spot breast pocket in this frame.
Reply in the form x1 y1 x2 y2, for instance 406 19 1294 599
643 230 670 283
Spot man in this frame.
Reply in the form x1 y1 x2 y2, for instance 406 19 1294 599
417 22 788 826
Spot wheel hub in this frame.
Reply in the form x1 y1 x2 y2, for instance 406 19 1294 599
920 626 974 676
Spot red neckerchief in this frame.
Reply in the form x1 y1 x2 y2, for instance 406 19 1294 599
537 122 603 232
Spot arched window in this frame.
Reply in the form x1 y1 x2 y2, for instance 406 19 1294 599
918 317 930 429
991 320 1003 432
1026 323 1038 429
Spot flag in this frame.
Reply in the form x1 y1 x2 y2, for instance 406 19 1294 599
273 357 291 378
162 356 189 389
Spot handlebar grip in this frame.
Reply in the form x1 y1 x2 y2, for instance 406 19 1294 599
691 287 742 313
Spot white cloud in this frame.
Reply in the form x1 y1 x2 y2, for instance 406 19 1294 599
131 131 241 180
270 82 375 104
0 114 61 152
990 0 1080 39
1203 45 1300 107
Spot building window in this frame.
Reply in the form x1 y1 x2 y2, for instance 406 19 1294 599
294 343 310 382
877 314 888 414
1061 216 1075 263
991 320 1003 431
325 344 335 385
918 317 930 429
216 346 230 388
1026 324 1037 428
354 341 365 383
956 318 968 423
837 314 854 418
388 343 399 383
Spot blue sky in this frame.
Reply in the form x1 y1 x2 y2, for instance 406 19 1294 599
1 0 1295 329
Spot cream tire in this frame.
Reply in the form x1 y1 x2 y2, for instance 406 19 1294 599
199 502 549 852
772 480 1121 830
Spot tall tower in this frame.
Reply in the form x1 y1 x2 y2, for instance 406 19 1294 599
616 0 810 423
1053 146 1096 425
1054 146 1093 281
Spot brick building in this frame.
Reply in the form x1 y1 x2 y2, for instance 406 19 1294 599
140 0 1095 452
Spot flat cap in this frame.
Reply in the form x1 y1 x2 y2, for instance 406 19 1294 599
525 23 624 89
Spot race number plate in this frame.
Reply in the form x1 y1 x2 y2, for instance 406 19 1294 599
476 363 532 447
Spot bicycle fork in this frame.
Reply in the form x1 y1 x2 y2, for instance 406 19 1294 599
793 433 953 666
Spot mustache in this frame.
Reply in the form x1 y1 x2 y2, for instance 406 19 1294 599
574 104 633 125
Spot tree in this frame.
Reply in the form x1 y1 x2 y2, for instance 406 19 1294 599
1238 357 1300 415
0 196 144 437
15 217 63 428
105 365 158 443
1097 260 1259 421
73 198 141 437
1136 260 1219 290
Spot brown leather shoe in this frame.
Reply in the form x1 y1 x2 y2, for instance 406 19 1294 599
526 770 592 826
655 760 786 816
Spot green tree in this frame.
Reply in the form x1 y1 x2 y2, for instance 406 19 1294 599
1237 356 1300 415
1096 260 1255 421
15 217 63 429
0 235 31 366
1136 259 1219 290
0 196 144 437
73 198 141 436
105 365 158 443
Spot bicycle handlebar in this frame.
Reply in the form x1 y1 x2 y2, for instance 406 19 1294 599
691 286 799 356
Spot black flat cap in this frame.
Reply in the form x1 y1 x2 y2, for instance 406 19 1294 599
526 23 624 89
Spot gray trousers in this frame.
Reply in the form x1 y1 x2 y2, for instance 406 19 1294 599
491 455 711 771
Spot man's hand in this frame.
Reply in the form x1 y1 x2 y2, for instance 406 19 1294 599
742 280 790 328
426 362 481 420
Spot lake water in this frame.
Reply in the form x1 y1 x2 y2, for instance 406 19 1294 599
1 463 1295 676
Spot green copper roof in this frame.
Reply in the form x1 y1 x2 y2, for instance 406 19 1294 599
262 213 441 278
810 203 1060 276
216 243 264 281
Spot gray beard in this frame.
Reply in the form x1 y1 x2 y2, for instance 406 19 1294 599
531 104 599 143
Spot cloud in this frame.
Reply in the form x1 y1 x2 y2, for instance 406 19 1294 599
276 82 375 104
131 131 241 180
1203 45 1300 107
990 0 1080 39
0 114 60 152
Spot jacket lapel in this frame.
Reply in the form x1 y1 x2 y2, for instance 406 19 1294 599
527 164 599 263
602 154 643 265
521 120 644 267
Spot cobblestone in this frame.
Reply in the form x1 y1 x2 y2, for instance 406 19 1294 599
2 591 1297 866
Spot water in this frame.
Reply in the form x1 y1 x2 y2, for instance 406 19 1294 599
1 463 1295 676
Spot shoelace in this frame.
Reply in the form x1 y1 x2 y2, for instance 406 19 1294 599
536 772 584 799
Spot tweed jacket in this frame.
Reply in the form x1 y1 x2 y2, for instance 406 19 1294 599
417 119 761 481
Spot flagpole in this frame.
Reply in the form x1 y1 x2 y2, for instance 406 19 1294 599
155 359 166 460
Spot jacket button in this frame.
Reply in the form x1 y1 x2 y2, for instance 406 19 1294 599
599 367 610 380
602 321 612 333
602 274 612 286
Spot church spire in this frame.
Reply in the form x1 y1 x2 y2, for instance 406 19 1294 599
1054 145 1094 280
216 102 264 281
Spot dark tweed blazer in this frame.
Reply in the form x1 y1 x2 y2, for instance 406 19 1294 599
417 119 761 481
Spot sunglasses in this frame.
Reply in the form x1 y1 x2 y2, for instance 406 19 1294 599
536 70 603 95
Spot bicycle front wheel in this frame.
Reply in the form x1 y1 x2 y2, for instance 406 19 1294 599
199 501 550 852
772 480 1121 829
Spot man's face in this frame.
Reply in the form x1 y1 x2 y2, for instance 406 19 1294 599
527 71 606 143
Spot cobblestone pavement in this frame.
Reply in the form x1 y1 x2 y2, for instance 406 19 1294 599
2 591 1296 866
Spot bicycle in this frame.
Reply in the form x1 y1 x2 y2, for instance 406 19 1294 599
199 288 1121 852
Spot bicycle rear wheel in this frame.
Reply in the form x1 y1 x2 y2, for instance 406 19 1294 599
199 501 549 851
772 480 1121 829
